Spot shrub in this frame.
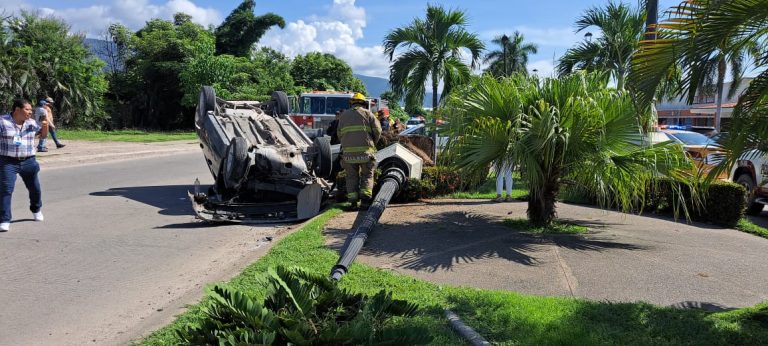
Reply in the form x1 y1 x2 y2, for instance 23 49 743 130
334 164 483 203
700 181 745 227
178 266 432 345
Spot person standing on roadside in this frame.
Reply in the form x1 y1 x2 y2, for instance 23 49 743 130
0 99 48 232
338 93 381 210
34 98 64 151
42 97 65 150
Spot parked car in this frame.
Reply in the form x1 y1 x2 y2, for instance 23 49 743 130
405 117 425 129
647 129 727 180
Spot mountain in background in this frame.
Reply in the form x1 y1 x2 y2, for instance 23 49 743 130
84 38 119 71
354 74 435 109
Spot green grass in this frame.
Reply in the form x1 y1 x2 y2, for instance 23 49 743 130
141 207 768 346
502 218 589 235
57 129 197 142
445 176 528 200
736 218 768 239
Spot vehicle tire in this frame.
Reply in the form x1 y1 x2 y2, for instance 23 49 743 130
197 86 216 123
313 136 333 179
271 91 290 115
222 137 250 189
736 173 764 215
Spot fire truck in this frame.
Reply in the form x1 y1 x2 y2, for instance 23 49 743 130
290 91 384 130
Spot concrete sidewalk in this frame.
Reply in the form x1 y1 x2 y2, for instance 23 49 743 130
325 199 768 310
35 139 200 169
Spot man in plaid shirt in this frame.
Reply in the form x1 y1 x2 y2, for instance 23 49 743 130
0 98 49 232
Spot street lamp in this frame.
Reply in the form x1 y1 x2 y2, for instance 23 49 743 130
501 34 509 76
584 32 593 42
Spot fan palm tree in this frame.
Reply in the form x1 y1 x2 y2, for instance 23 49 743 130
483 31 538 77
558 1 645 90
448 73 691 226
383 4 484 112
631 0 768 173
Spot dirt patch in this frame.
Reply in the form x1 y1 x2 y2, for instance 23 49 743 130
36 139 200 169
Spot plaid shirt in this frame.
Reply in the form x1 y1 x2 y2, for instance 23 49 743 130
0 114 42 158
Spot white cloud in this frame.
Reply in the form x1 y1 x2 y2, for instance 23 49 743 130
258 0 390 79
7 0 221 37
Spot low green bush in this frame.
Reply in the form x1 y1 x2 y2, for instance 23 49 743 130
575 177 746 227
334 165 483 203
699 181 746 227
177 266 432 345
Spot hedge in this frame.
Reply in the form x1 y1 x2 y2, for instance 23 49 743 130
334 166 484 203
642 178 746 227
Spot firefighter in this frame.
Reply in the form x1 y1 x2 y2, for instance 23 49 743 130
338 93 381 209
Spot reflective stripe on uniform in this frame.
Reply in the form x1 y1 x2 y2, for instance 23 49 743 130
339 125 369 135
360 188 372 198
346 192 359 201
343 146 375 154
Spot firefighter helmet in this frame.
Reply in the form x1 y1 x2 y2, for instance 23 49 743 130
350 92 367 104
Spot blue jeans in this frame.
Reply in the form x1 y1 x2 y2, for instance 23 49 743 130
0 156 42 222
37 126 62 150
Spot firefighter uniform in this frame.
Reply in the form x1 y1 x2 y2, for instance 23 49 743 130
338 93 381 207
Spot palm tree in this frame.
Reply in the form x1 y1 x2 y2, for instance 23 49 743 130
558 1 645 90
483 31 538 77
448 73 690 226
383 4 484 112
631 0 767 172
695 41 748 131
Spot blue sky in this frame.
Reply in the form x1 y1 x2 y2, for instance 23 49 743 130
3 0 683 78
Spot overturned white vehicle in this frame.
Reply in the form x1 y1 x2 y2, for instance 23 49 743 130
190 86 337 223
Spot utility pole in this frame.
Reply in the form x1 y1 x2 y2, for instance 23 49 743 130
501 34 509 77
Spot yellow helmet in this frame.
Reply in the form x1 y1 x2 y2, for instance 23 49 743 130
350 92 367 103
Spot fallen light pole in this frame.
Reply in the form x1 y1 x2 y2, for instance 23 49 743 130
330 143 423 281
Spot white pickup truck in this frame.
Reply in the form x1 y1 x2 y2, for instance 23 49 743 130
731 149 768 215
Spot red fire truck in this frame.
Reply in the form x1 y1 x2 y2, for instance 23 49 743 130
291 91 384 129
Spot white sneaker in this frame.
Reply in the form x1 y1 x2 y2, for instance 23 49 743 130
33 211 44 221
0 222 9 231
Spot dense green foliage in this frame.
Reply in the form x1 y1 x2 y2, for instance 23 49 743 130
383 4 484 112
445 73 691 226
214 0 285 57
290 52 367 93
178 266 432 345
483 31 538 77
644 178 746 227
106 10 356 129
0 12 108 127
335 166 486 203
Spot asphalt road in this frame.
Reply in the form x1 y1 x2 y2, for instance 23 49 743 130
0 152 287 345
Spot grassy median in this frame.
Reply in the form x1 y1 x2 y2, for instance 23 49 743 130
57 129 197 142
141 207 768 345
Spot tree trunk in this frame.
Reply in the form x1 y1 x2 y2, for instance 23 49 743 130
431 73 438 162
644 0 658 41
714 57 725 132
528 170 561 226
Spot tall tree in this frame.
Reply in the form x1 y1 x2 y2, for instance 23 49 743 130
290 52 366 94
383 4 484 112
1 12 107 127
448 73 691 226
557 1 645 90
215 0 285 57
483 31 538 77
